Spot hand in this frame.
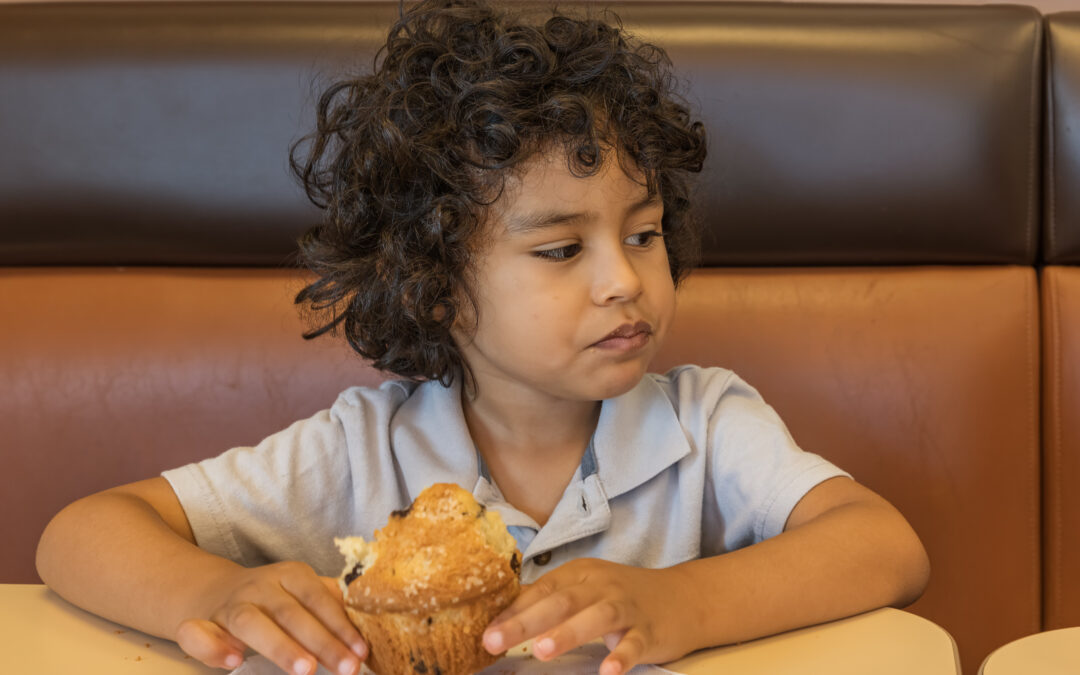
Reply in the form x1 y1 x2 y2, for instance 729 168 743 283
481 558 695 675
174 561 367 675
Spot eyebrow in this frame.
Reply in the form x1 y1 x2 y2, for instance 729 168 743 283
504 193 662 235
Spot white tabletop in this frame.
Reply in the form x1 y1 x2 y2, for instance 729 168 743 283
3 584 960 674
978 627 1080 675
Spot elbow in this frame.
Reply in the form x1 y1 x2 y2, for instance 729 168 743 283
35 501 70 588
35 495 96 588
890 528 931 609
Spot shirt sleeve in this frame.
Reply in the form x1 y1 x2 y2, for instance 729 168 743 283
706 371 850 551
161 407 355 573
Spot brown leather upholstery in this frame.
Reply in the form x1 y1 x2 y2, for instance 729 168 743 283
1046 13 1080 263
654 267 1041 671
654 4 1042 265
0 268 387 585
1042 266 1080 630
0 2 1040 265
1044 11 1080 629
1 266 1043 674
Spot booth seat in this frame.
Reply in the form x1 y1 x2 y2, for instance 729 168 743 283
0 3 1075 673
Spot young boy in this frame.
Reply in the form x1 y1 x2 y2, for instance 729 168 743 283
36 2 930 675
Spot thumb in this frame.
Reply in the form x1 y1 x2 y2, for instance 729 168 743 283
175 618 249 670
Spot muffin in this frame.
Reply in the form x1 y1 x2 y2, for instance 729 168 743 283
335 483 522 675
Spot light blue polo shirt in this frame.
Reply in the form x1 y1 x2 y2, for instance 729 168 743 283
163 365 848 584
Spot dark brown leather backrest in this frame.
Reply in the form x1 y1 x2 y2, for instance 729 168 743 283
0 2 1040 265
1046 13 1080 263
652 4 1042 265
0 3 1045 673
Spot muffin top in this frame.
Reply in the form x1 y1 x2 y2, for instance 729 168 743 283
336 483 522 613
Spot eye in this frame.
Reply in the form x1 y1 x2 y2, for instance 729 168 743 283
626 230 664 248
532 243 582 261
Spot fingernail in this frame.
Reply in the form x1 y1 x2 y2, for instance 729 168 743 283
484 631 504 651
351 640 367 658
339 656 359 675
536 637 555 657
293 658 314 675
224 653 242 669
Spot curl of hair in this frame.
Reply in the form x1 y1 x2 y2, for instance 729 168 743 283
291 0 707 384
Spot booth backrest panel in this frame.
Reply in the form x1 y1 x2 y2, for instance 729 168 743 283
0 4 1050 674
0 2 1042 266
1042 266 1080 631
649 4 1041 265
652 267 1041 672
1046 13 1080 264
0 268 387 582
1043 11 1080 631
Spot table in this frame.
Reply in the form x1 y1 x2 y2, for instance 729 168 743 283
3 584 960 674
978 627 1080 675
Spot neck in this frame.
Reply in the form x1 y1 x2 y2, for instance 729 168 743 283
460 378 601 526
461 378 601 457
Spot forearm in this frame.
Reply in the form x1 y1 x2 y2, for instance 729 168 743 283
36 490 240 640
671 497 930 651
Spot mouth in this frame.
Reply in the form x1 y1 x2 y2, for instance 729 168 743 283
591 321 654 350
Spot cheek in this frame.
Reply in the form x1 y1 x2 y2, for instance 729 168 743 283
649 266 677 305
524 290 563 326
483 271 554 327
650 272 678 330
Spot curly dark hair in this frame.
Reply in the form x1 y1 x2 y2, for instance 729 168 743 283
291 0 707 385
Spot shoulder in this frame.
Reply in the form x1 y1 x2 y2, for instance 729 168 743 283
646 364 752 409
330 379 420 421
643 364 788 436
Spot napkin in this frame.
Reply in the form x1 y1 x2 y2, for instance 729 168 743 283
231 641 684 675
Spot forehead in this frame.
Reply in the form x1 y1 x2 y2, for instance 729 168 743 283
484 149 653 231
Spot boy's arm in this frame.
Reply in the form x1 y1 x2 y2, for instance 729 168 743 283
482 476 930 675
674 476 930 647
36 477 366 675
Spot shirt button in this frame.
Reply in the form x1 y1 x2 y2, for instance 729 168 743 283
533 551 552 566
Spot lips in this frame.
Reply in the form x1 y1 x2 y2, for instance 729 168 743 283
592 321 653 348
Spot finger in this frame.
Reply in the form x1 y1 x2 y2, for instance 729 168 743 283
603 629 626 652
284 574 368 661
532 599 629 661
216 602 321 675
261 590 364 675
483 587 584 655
175 618 248 670
320 576 344 601
601 628 648 675
491 580 555 625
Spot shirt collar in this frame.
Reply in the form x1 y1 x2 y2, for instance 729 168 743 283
392 373 691 513
389 376 481 500
592 373 692 499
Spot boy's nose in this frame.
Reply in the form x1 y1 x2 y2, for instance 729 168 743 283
591 249 644 305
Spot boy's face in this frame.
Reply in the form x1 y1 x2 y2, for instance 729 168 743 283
454 149 676 403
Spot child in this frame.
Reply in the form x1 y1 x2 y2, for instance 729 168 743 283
36 1 930 675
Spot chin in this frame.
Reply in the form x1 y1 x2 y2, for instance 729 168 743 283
586 365 649 401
